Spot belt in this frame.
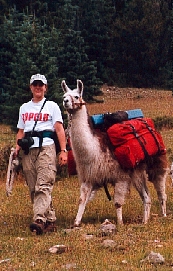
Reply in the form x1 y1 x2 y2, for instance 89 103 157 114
25 130 54 149
25 130 54 138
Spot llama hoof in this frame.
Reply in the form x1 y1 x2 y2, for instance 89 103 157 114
71 224 81 229
116 219 124 226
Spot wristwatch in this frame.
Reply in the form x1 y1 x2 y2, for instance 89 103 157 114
61 149 68 153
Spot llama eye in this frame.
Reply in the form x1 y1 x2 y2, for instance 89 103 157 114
75 96 79 99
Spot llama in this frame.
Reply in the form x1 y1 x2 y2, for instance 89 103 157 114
62 79 168 227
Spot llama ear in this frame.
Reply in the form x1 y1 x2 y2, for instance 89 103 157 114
61 80 68 93
77 80 83 96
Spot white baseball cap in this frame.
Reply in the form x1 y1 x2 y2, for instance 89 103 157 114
30 74 47 84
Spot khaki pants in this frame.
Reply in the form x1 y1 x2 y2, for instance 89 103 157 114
21 144 57 223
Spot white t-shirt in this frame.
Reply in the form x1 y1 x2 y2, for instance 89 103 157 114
17 98 63 148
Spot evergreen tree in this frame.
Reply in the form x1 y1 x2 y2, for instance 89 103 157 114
57 0 102 101
0 9 61 127
157 0 173 89
110 0 172 87
0 0 172 128
0 3 102 127
74 0 115 83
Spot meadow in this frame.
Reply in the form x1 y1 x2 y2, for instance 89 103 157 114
0 87 173 271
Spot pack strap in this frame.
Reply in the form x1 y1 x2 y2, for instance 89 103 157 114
128 119 163 167
140 119 161 153
25 130 56 161
32 99 47 133
25 130 54 149
129 124 149 157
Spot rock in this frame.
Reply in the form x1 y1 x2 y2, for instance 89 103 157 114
48 245 68 254
100 219 116 235
122 260 128 264
0 258 11 264
102 239 116 248
83 234 94 240
61 263 77 269
141 251 165 264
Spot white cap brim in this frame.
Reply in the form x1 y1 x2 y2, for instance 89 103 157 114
30 74 47 84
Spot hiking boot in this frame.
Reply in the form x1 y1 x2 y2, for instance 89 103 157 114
44 221 56 233
30 219 45 235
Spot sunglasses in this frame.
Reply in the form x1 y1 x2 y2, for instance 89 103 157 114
32 81 44 87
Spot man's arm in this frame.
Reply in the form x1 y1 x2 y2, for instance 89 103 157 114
15 128 24 156
54 122 67 166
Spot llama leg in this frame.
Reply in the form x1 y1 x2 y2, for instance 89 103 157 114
149 154 168 217
74 182 93 227
132 171 151 224
141 186 151 224
114 179 131 225
116 206 123 225
88 190 97 201
152 173 167 217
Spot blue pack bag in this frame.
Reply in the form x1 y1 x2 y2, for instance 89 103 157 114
91 114 104 127
91 109 144 128
126 109 144 119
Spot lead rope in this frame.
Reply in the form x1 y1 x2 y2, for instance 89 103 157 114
66 113 72 136
65 113 72 151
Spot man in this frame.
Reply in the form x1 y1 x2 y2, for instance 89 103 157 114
15 73 67 235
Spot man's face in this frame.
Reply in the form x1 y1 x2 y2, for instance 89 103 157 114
30 80 47 101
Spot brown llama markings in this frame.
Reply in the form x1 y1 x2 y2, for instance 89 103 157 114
62 79 168 227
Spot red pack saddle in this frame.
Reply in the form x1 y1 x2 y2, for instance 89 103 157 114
107 118 166 169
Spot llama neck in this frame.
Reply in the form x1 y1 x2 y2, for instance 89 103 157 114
70 106 97 150
71 106 92 133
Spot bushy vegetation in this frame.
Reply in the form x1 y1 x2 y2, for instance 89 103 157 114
0 0 172 128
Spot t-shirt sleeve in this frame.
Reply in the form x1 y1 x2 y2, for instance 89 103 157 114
51 102 63 125
17 106 25 129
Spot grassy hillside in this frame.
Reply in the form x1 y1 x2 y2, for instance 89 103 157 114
0 87 173 270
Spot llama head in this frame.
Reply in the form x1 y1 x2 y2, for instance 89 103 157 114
62 80 85 112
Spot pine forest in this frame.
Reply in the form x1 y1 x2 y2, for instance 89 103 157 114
0 0 172 127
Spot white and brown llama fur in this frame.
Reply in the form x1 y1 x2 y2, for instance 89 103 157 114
62 79 168 227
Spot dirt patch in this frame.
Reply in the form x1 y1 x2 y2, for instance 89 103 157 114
101 84 172 99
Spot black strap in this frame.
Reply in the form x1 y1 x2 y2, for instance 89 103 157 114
36 99 46 151
31 98 47 133
140 119 161 153
128 119 162 167
25 129 54 153
25 130 54 138
129 123 150 159
24 99 47 158
103 184 111 201
25 130 54 147
128 122 154 167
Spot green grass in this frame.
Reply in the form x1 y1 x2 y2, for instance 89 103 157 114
1 87 173 270
0 124 16 147
1 178 173 270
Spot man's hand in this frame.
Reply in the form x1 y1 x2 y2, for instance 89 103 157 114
59 151 68 166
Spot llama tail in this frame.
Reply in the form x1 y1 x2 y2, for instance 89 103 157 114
89 184 111 201
104 184 111 201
